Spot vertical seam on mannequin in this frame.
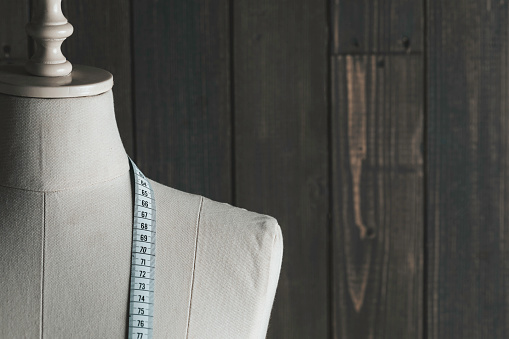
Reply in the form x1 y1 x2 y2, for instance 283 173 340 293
185 196 204 339
40 193 46 339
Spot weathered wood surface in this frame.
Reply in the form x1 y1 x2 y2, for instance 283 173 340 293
331 0 423 54
234 1 329 337
331 55 423 339
61 0 134 156
427 1 509 338
0 1 29 61
132 0 232 203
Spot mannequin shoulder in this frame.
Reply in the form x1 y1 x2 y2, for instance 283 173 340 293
148 178 283 254
148 179 283 337
147 178 284 282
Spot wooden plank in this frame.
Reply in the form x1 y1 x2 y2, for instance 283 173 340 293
427 1 509 338
234 1 328 338
331 55 423 338
331 0 423 54
0 1 29 61
61 0 134 156
132 0 232 203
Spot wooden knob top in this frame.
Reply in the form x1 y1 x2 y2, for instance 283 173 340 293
0 0 114 98
25 0 73 77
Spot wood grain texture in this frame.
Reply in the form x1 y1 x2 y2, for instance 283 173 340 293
331 55 423 339
60 0 134 155
427 1 509 338
331 0 423 54
132 0 232 203
0 1 29 61
233 1 329 337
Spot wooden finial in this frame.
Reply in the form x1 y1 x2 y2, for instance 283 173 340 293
0 0 113 97
25 0 74 77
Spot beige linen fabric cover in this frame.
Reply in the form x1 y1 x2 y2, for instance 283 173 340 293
0 91 283 338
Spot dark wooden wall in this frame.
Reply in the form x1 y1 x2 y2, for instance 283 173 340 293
1 0 509 338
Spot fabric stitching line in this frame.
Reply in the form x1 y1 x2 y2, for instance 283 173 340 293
0 170 129 193
185 196 204 339
40 193 46 339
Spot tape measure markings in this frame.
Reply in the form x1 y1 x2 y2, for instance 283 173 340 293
128 158 157 339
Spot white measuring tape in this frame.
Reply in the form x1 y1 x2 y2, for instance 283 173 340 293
128 158 156 339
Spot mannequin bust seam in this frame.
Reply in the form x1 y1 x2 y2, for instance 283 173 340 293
185 196 203 338
0 169 129 193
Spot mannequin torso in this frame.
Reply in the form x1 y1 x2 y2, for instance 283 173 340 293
0 91 283 338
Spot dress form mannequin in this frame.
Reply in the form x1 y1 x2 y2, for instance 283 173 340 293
0 1 283 338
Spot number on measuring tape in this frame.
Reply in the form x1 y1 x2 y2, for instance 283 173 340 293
128 158 156 339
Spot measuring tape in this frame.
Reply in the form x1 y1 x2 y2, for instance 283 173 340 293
128 158 157 339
